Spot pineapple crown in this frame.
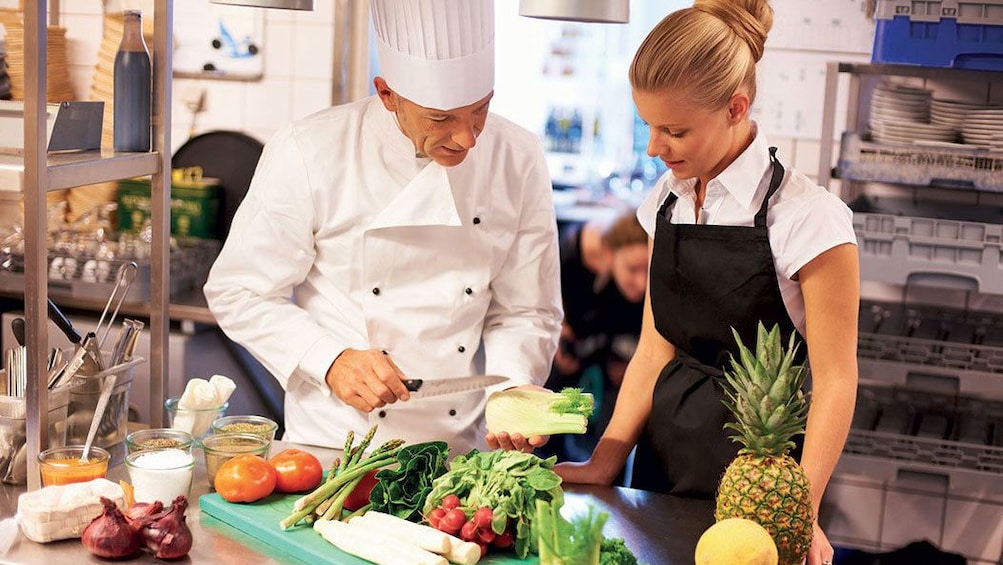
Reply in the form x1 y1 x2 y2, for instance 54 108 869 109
721 322 808 457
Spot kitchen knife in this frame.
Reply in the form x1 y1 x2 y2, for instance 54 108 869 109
11 317 25 347
403 375 509 398
47 298 82 344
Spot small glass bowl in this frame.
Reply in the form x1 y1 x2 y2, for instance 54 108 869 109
201 432 271 489
125 448 196 504
211 415 278 442
126 428 196 455
164 397 228 438
38 445 110 487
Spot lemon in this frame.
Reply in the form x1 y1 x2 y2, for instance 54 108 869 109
695 518 779 565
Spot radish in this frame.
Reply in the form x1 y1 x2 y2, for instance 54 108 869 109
441 508 466 534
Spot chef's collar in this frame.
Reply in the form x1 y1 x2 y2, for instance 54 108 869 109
373 96 432 166
710 122 772 212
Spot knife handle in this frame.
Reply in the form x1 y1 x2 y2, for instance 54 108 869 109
402 379 423 392
47 298 82 344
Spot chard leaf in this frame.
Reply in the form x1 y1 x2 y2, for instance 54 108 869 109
526 467 562 491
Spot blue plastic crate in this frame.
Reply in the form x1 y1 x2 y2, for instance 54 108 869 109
872 0 1003 70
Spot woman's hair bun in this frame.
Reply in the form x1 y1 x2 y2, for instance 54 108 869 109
693 0 773 62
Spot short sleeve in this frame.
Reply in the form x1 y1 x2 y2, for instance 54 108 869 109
773 189 856 280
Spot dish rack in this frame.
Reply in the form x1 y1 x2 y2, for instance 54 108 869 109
0 238 220 302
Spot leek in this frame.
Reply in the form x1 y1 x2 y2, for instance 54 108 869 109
485 387 594 436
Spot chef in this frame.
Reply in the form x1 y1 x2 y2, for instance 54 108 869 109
204 0 562 455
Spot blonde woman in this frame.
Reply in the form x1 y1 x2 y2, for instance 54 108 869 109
553 2 859 564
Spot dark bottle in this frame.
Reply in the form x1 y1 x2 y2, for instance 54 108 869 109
113 10 151 152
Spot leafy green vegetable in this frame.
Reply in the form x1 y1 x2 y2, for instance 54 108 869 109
368 441 448 522
423 449 564 559
534 499 607 565
485 388 595 436
600 537 644 565
549 388 596 417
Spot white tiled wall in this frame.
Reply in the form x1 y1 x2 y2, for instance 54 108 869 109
56 1 336 153
49 1 866 183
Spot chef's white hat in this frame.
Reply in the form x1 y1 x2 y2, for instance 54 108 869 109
371 0 494 110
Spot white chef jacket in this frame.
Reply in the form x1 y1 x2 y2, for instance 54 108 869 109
204 96 563 455
637 125 856 335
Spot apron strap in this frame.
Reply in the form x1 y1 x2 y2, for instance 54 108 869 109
754 146 785 228
658 192 678 220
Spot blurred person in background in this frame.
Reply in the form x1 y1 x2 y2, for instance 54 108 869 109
543 208 648 463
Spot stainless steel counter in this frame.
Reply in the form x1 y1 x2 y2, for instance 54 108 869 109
0 441 715 564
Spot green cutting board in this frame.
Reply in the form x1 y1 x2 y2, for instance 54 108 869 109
200 492 537 565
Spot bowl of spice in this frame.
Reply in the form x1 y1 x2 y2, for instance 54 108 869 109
201 432 271 489
125 448 196 504
211 415 278 442
38 445 110 487
126 428 196 455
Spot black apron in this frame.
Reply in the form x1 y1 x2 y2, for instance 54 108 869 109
631 147 806 498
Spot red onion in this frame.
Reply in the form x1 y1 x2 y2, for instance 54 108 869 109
124 500 164 532
81 497 141 559
139 495 193 560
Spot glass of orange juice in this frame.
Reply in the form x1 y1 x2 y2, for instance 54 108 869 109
38 446 110 486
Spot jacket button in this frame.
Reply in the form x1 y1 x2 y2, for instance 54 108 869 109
457 345 465 353
372 287 380 295
465 287 473 295
473 217 481 225
448 409 457 416
378 410 387 418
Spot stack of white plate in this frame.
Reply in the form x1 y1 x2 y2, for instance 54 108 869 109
960 108 1003 149
868 83 957 144
930 99 989 127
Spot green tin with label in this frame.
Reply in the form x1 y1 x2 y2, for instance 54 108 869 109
117 170 221 239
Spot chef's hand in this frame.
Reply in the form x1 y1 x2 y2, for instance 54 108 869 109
485 384 550 453
325 348 411 412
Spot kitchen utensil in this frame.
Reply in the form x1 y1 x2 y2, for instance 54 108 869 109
46 298 81 344
401 375 509 398
79 372 117 462
10 318 25 347
96 261 138 349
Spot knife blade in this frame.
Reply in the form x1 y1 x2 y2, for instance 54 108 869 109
403 375 509 398
47 298 82 344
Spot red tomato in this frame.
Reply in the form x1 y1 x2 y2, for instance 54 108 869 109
214 454 277 503
269 449 324 493
343 469 380 511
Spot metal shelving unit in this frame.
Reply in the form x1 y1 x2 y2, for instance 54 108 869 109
20 0 172 490
818 61 1003 562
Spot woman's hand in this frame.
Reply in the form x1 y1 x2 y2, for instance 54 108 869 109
553 459 613 486
805 520 834 565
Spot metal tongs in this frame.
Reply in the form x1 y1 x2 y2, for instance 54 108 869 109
48 262 138 389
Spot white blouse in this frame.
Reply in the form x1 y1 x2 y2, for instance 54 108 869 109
637 126 856 335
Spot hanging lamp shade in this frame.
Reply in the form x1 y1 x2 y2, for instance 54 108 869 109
518 0 628 23
209 0 314 10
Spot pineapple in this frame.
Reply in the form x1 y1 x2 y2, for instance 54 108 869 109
714 322 813 565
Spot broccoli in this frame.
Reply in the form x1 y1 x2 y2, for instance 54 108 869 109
600 537 645 565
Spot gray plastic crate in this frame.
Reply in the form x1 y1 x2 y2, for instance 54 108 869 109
842 384 1003 494
838 132 1003 192
857 300 1003 400
854 212 1003 294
